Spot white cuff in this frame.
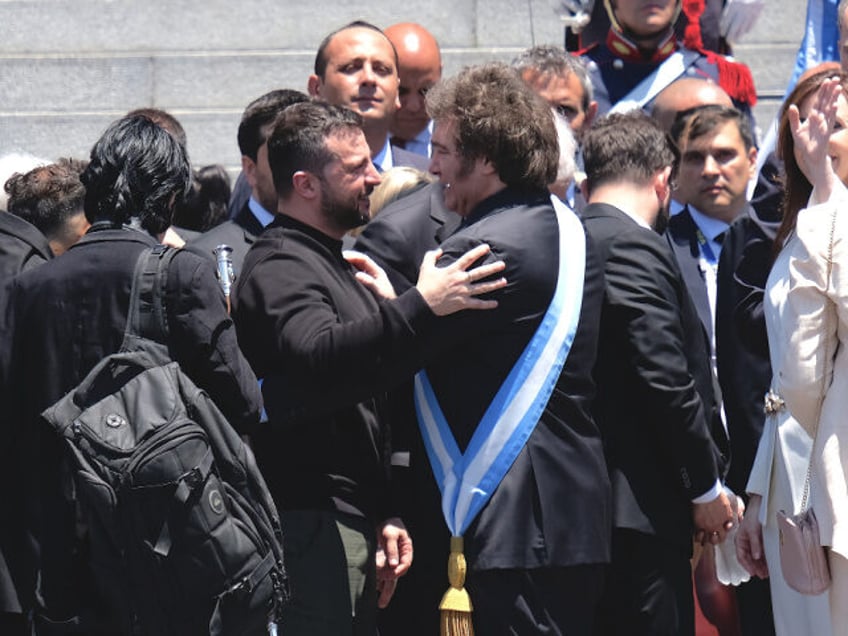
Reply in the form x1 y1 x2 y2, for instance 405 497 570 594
692 479 723 504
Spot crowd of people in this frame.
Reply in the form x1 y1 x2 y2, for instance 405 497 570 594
2 0 848 634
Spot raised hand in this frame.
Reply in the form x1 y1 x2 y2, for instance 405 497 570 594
788 76 842 201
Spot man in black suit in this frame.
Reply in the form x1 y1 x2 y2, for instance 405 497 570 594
392 62 610 635
666 104 776 635
308 21 429 173
190 89 308 272
580 112 733 636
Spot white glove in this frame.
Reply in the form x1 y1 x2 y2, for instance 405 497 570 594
715 488 752 586
721 0 765 43
559 0 595 31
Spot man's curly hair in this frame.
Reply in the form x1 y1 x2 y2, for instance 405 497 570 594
426 63 559 192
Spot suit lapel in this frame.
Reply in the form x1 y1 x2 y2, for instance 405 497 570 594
666 207 712 341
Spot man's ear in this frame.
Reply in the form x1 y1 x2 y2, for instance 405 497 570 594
579 177 590 203
746 145 758 180
292 171 320 199
307 75 322 97
479 157 497 176
242 155 258 189
585 101 599 128
654 165 674 202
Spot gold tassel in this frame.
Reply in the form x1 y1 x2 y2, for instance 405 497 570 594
440 536 474 636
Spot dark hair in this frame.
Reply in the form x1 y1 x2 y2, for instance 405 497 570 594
5 157 87 239
171 164 231 232
267 101 362 199
313 20 398 78
426 62 558 192
237 89 310 160
774 70 848 254
672 104 754 151
81 115 191 234
582 111 678 195
511 44 594 111
126 107 188 148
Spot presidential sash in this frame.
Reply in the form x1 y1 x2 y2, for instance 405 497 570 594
414 197 586 634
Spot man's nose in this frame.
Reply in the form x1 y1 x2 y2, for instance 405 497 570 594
703 155 720 175
360 64 377 85
405 91 424 113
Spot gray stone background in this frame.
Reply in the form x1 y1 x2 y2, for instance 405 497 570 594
0 0 807 173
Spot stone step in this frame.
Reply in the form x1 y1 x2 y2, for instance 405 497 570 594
0 0 810 172
0 0 562 53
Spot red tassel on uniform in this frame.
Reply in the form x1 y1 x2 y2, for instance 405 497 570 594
681 0 706 50
709 52 758 106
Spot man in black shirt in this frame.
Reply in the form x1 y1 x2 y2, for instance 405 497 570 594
232 101 504 636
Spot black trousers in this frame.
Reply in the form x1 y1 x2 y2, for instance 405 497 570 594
594 528 694 636
466 565 606 636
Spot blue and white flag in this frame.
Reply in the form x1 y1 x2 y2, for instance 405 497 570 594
787 0 840 95
752 0 840 187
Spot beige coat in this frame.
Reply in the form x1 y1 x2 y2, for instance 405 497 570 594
746 183 848 635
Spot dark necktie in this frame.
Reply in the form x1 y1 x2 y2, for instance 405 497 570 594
390 136 407 150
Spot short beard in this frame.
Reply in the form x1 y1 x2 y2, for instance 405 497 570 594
320 182 369 232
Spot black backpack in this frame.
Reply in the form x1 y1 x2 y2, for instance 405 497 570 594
40 245 288 635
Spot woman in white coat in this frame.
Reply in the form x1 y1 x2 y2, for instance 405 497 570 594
736 71 848 635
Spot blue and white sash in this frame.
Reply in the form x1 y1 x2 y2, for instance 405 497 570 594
414 197 586 536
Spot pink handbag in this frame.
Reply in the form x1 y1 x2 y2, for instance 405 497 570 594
777 507 831 595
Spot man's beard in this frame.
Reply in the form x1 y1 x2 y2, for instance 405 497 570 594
320 182 370 231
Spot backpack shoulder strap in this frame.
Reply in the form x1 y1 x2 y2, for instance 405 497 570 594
123 245 178 346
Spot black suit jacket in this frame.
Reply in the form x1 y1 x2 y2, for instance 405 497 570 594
665 206 776 495
666 208 715 341
718 207 778 495
0 212 52 284
353 182 461 291
187 201 265 279
583 203 727 550
401 188 611 572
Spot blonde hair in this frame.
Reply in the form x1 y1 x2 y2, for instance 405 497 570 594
348 167 435 237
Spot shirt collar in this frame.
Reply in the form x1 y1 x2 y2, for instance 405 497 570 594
688 205 730 245
248 196 275 228
372 136 393 172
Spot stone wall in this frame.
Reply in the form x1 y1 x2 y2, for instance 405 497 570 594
0 0 806 171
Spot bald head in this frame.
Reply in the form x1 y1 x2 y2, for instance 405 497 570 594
651 78 733 133
385 22 442 142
